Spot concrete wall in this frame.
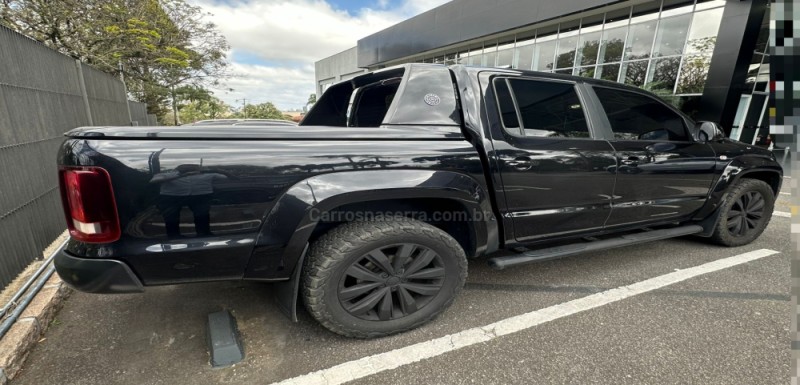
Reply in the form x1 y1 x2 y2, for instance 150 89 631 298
314 47 366 96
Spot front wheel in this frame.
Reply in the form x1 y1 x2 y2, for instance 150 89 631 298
710 179 774 247
302 220 467 338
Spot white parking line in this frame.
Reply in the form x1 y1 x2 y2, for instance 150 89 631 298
780 192 790 196
272 249 780 385
774 211 792 218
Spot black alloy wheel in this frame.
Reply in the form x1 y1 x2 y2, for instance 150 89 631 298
303 220 467 338
710 178 774 247
726 190 766 237
337 243 445 321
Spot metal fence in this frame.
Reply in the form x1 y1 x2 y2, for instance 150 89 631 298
0 25 153 288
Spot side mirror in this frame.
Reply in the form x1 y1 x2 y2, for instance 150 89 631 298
695 121 725 143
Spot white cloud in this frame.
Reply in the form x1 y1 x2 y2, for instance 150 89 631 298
210 61 315 110
190 0 450 110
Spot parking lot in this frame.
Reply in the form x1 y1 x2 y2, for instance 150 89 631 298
11 190 791 385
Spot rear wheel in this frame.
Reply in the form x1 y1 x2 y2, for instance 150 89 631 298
302 220 467 338
710 179 774 247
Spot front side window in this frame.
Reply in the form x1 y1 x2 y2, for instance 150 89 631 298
593 87 689 141
494 78 590 138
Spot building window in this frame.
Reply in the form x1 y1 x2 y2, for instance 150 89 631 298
676 55 712 93
533 36 557 71
497 48 514 67
621 60 648 87
599 27 626 64
555 33 579 69
392 0 726 111
578 66 596 78
577 30 601 66
646 56 682 92
625 20 657 60
467 52 481 66
598 63 620 82
515 43 534 70
686 8 723 55
653 14 691 57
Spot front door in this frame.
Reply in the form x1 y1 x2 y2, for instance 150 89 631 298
588 86 717 227
487 76 618 242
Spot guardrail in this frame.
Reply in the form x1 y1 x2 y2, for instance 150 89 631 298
0 240 65 339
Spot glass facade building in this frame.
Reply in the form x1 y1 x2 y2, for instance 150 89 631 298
316 0 774 148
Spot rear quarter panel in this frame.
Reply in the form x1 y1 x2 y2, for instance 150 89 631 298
58 136 487 284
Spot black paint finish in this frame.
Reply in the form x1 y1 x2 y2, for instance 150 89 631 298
601 140 717 227
56 64 782 293
59 135 489 284
54 249 144 293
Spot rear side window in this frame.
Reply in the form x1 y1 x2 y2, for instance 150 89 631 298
348 78 401 127
593 87 689 141
494 79 519 129
494 78 590 138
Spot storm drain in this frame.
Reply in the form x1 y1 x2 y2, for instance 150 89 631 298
207 310 244 367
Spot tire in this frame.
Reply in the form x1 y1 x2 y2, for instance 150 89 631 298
709 179 774 247
302 220 467 338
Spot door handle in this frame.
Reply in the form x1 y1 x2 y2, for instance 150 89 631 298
620 156 640 166
506 156 532 170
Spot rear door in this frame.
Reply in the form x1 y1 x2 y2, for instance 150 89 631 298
485 76 618 242
588 86 717 227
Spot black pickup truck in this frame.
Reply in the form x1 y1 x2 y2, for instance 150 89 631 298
55 64 781 338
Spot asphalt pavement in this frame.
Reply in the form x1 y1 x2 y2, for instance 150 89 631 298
12 191 791 385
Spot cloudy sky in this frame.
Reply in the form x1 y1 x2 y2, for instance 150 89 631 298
189 0 450 111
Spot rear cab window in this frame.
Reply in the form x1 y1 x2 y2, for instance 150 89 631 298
302 68 405 127
493 78 590 138
347 78 401 127
302 65 461 129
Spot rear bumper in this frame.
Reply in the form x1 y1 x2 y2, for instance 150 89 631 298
54 249 144 293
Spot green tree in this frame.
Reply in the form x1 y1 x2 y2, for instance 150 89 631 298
577 40 599 66
237 102 286 120
675 37 716 94
177 98 231 123
648 57 681 92
1 0 229 123
307 93 317 105
600 38 624 64
173 86 231 123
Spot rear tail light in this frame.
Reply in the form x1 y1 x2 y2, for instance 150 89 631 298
58 166 121 243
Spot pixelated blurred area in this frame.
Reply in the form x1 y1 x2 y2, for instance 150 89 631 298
777 0 800 383
770 0 797 170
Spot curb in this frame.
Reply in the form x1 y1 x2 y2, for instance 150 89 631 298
0 269 71 384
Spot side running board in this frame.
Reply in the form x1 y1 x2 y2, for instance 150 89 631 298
488 225 703 270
